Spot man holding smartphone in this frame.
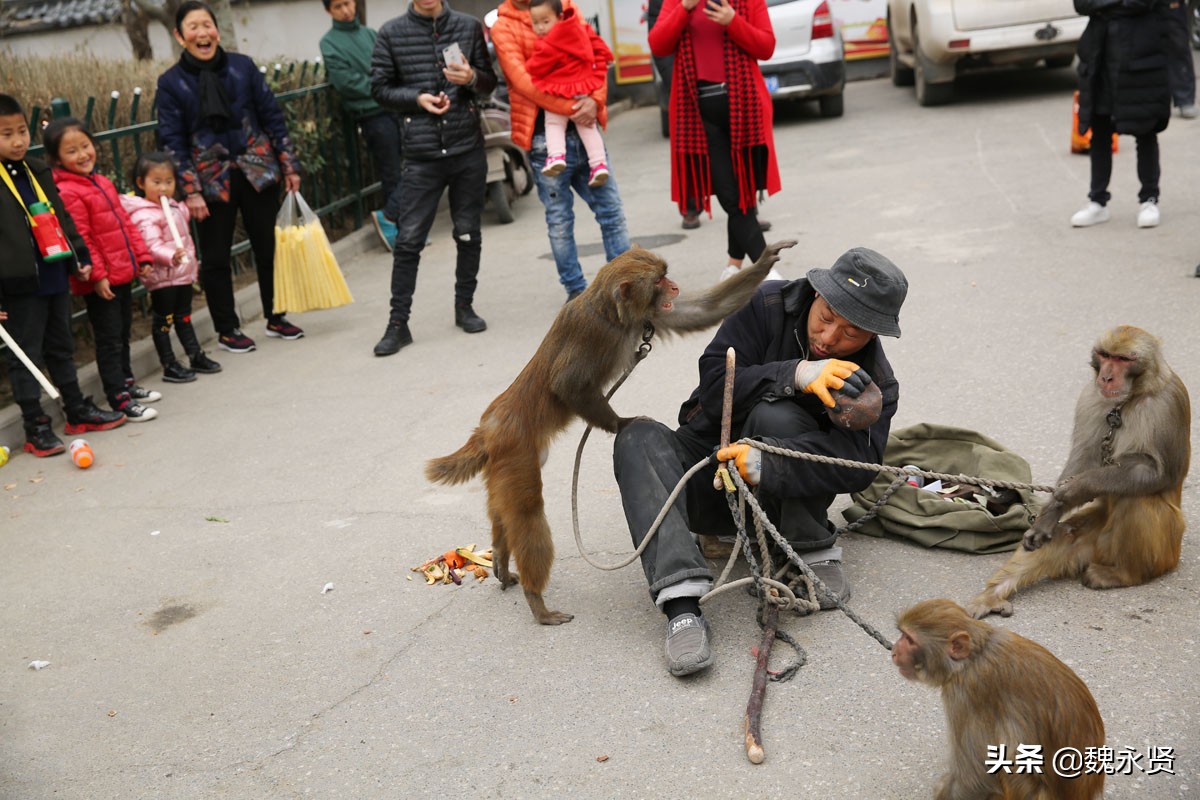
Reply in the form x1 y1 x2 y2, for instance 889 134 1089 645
369 0 498 356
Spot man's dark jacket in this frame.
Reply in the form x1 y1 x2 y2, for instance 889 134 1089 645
370 2 497 161
677 278 899 501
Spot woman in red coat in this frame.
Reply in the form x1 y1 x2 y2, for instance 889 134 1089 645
526 0 614 187
648 0 781 279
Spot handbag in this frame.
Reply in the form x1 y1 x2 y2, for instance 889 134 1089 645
273 191 354 314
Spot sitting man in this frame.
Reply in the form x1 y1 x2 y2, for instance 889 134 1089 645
612 248 908 677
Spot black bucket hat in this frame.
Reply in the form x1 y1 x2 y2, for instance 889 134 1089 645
806 248 907 337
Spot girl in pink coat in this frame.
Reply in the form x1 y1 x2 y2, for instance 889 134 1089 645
45 117 160 421
121 152 223 384
526 0 614 186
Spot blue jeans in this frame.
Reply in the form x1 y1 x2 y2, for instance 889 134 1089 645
359 112 405 222
389 149 488 323
529 129 630 295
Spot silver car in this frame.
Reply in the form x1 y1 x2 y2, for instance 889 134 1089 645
759 0 846 117
651 0 846 136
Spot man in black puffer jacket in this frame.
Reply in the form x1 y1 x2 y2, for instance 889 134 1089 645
369 0 497 356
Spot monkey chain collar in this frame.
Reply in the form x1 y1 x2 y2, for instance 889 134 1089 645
1100 404 1124 466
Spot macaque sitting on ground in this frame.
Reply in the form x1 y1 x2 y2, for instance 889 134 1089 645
968 325 1190 619
426 240 798 625
893 599 1105 800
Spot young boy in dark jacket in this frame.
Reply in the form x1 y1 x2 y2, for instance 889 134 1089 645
320 0 404 250
0 94 126 457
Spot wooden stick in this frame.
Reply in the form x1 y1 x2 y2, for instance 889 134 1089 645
0 321 59 399
161 196 189 265
744 603 779 764
716 347 736 492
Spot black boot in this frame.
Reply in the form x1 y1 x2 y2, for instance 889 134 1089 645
374 321 413 356
176 319 222 374
153 326 196 383
454 303 487 333
23 415 66 457
64 396 127 434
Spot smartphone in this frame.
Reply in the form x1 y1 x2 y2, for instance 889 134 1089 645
442 42 467 69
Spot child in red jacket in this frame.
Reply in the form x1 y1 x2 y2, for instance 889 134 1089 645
527 0 613 186
45 118 159 422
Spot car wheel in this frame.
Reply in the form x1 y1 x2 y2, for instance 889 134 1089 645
913 23 954 106
1192 0 1200 50
660 106 670 139
488 180 514 224
889 13 914 87
818 93 844 118
1045 55 1074 69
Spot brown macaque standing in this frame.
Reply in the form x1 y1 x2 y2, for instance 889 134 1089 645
893 599 1105 800
426 240 798 624
968 326 1190 619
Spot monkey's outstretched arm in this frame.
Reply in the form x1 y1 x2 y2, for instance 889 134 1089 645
662 240 797 333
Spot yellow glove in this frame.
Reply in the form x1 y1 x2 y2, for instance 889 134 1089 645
794 358 866 409
715 444 762 487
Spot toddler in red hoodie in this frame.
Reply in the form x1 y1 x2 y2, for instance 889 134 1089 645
526 0 614 186
45 117 159 422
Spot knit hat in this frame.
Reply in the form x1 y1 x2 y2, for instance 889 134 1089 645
807 248 907 337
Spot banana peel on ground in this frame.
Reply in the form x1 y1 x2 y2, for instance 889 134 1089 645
411 544 494 585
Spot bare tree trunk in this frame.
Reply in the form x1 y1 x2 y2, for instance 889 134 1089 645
121 0 154 60
208 0 239 52
131 0 186 57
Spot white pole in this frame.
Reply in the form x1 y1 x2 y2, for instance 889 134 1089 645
161 196 189 265
0 321 60 399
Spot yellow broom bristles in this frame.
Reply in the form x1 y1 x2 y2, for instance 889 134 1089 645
273 220 354 315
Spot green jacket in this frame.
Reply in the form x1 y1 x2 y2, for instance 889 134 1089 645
320 18 383 119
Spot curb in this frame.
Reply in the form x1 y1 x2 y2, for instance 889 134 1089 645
0 225 380 454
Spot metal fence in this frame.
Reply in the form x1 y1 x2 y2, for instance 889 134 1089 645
24 60 380 274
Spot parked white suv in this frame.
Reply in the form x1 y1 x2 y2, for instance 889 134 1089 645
887 0 1087 106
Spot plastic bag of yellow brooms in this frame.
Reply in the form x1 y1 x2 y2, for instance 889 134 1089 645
273 191 354 314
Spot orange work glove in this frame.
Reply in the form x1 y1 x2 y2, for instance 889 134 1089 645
794 359 868 408
715 444 762 487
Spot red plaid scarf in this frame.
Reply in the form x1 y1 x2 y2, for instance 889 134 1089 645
669 2 767 215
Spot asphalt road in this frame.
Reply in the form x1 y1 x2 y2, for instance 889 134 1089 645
2 69 1198 799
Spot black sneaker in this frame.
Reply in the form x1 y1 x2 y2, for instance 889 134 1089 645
808 560 851 610
454 304 487 333
566 288 585 303
265 316 304 340
113 392 158 423
190 352 223 374
374 321 412 356
23 415 66 457
218 328 256 353
64 396 126 434
162 362 198 383
124 379 162 403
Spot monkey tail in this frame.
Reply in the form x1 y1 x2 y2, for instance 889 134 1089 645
425 430 488 485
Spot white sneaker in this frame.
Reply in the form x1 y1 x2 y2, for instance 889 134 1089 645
720 264 786 282
1071 201 1110 227
1137 200 1160 228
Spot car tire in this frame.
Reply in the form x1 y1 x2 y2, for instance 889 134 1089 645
488 180 514 224
818 93 844 118
889 13 915 87
1191 0 1200 50
1045 55 1074 69
913 24 954 107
